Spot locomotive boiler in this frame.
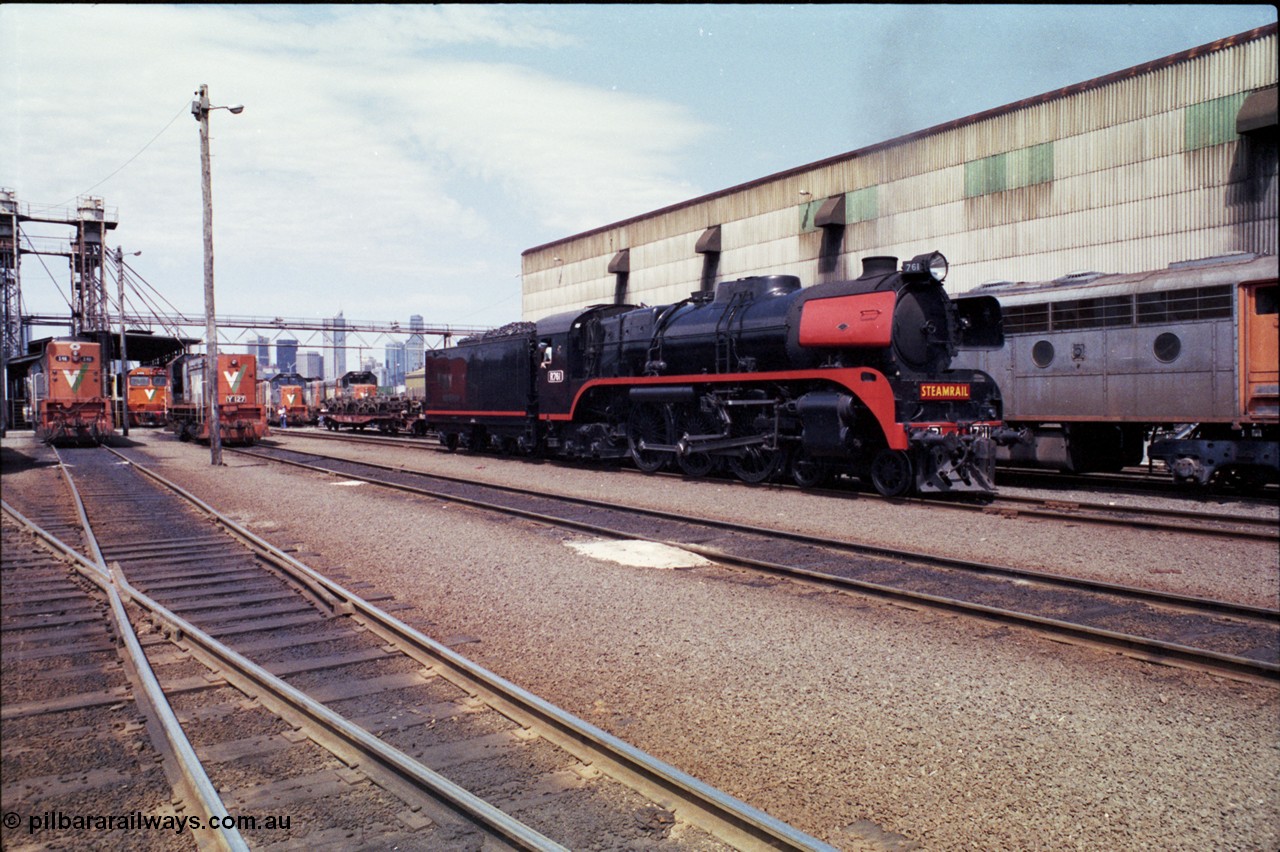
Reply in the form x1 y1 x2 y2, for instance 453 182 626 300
423 252 1016 497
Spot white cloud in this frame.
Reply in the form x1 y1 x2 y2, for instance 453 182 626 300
2 4 712 326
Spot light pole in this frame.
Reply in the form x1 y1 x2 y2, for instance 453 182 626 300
192 84 243 466
115 246 141 437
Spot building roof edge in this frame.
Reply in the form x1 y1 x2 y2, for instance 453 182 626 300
522 23 1278 257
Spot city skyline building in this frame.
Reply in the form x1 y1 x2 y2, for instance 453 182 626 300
384 340 407 388
323 312 347 381
407 314 425 373
298 350 323 379
276 338 298 373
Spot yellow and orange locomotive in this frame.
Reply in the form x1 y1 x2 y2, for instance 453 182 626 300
166 352 269 445
126 365 169 427
27 338 114 445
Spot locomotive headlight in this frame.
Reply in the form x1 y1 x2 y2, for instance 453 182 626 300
904 251 949 283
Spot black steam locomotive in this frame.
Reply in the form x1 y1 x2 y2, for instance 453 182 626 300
422 251 1018 496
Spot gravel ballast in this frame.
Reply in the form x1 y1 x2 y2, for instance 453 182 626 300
4 430 1277 851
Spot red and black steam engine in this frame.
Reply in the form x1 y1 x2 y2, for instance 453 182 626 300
422 251 1018 496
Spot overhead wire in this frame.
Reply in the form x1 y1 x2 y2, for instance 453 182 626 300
19 231 75 313
55 101 191 207
116 258 189 340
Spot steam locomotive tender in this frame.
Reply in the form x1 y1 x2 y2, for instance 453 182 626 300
423 252 1016 497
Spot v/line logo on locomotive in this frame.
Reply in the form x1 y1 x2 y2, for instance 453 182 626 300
223 365 248 402
61 364 89 392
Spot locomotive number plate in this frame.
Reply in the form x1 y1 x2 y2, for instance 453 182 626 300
225 395 246 403
920 383 970 400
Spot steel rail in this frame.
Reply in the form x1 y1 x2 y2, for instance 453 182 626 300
2 497 250 852
952 494 1278 541
281 429 1278 541
981 492 1278 529
105 446 837 852
106 569 571 852
997 464 1280 499
59 454 572 852
233 445 1279 685
238 444 1279 624
667 540 1280 685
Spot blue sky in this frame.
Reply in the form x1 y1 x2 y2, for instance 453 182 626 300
2 4 1275 335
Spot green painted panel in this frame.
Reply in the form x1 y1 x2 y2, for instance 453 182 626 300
1009 142 1054 189
799 198 823 233
848 186 878 223
964 153 1007 197
1184 93 1248 151
965 142 1054 197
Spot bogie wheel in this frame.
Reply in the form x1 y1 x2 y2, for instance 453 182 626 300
870 449 914 497
442 432 459 452
628 404 672 473
789 449 830 489
729 445 783 484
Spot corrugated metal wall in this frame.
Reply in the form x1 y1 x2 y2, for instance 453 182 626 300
522 29 1277 321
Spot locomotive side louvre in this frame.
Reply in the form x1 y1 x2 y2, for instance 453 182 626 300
256 376 272 412
953 252 1279 489
423 252 1015 497
166 352 269 445
29 339 114 445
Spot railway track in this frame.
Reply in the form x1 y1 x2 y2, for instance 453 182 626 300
2 454 247 850
997 464 1280 500
941 491 1277 542
236 441 1280 686
286 429 1278 542
3 445 832 851
2 516 205 852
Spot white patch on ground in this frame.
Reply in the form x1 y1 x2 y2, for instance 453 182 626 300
332 480 366 487
566 539 710 569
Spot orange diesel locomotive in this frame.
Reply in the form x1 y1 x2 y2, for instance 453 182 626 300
27 339 114 445
166 352 269 445
126 366 169 427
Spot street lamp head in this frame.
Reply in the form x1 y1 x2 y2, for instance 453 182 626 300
227 105 245 114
